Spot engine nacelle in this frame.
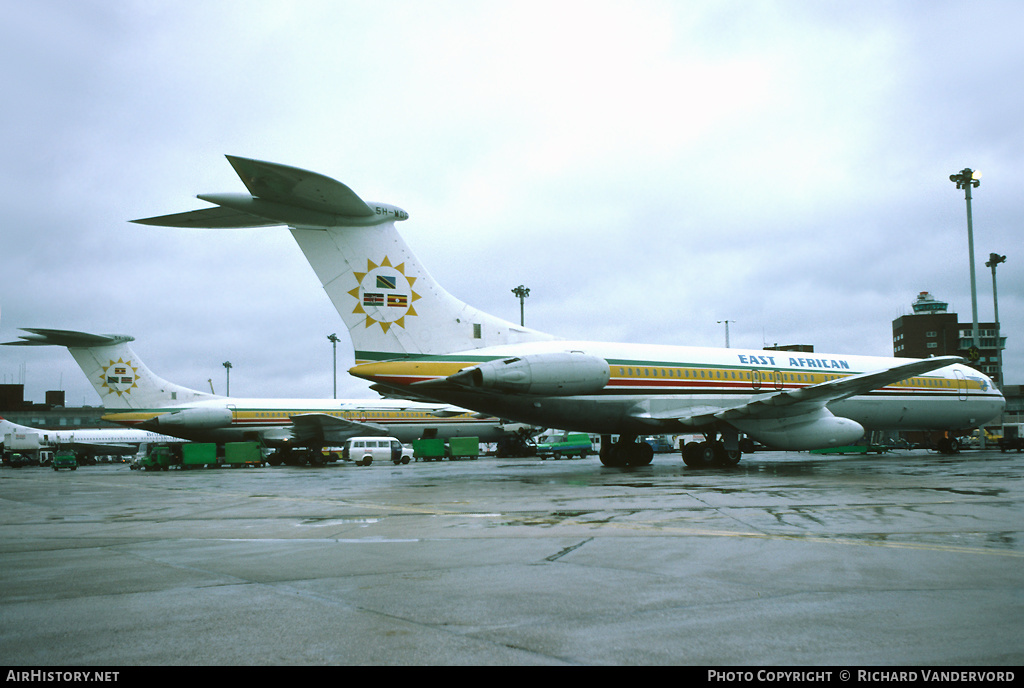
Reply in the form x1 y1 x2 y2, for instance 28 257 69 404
150 406 233 430
732 408 864 451
448 352 610 396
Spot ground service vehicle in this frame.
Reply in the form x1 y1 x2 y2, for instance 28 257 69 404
999 424 1024 452
181 443 218 468
413 438 446 461
448 436 480 460
343 437 410 465
52 452 78 471
224 442 264 467
138 445 178 471
535 432 592 460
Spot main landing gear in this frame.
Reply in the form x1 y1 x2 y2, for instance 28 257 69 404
680 430 748 468
599 434 654 467
598 431 750 468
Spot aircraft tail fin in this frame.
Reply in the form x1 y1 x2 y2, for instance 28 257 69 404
3 329 218 409
134 156 558 363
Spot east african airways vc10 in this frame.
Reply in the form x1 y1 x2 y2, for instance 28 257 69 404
134 156 1005 467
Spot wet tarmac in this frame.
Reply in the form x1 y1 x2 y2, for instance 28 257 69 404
1 448 1021 666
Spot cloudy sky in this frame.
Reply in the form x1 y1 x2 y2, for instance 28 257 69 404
1 0 1021 408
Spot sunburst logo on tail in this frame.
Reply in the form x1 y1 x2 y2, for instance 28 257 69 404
100 359 139 397
348 257 420 333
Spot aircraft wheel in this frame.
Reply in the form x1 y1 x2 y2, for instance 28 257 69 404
714 442 742 467
599 444 628 467
628 442 654 466
682 442 716 467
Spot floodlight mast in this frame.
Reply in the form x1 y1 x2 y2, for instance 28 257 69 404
949 168 982 358
985 253 1006 388
511 285 530 326
328 333 340 399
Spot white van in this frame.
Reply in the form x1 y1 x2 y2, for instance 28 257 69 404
342 437 413 465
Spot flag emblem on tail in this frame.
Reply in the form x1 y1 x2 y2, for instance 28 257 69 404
348 256 420 333
100 358 139 397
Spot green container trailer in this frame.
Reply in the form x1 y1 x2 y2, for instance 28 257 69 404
448 436 480 460
413 437 446 461
224 442 263 467
182 443 219 468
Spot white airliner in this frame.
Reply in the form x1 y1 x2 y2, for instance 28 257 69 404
4 329 535 465
134 156 1006 466
1 416 184 460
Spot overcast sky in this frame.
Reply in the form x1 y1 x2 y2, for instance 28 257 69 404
1 0 1021 408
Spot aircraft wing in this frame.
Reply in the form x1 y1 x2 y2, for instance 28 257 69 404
62 441 141 457
635 355 966 426
288 413 390 445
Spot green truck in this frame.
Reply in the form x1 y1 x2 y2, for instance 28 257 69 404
138 445 179 471
535 432 592 460
52 451 78 471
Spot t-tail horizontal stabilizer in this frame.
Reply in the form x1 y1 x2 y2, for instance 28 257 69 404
138 156 558 361
3 328 217 410
132 156 408 229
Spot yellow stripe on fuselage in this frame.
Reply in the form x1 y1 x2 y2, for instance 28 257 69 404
351 359 983 396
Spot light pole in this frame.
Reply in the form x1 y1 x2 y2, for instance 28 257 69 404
985 253 1006 388
327 333 340 399
222 361 232 397
717 320 734 348
949 167 982 363
511 285 530 326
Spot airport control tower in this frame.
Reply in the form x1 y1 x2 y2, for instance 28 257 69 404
892 291 1005 386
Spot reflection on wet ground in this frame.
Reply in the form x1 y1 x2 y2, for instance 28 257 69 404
1 447 1020 665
